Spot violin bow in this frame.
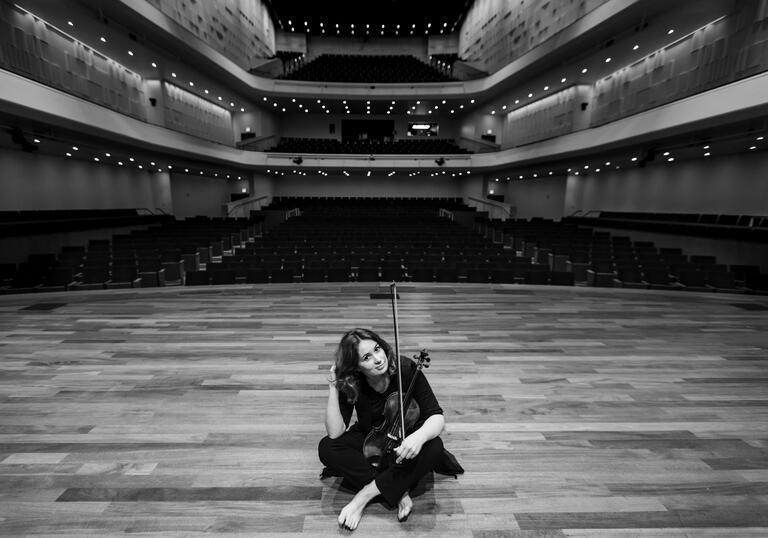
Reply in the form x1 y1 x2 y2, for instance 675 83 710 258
390 281 406 442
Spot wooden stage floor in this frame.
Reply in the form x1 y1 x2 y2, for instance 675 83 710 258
0 283 767 537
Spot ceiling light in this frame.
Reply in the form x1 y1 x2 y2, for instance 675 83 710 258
631 157 638 161
667 157 674 162
663 151 670 156
171 72 176 77
543 86 549 91
67 21 73 26
93 157 99 162
605 57 611 63
704 152 711 156
703 145 710 149
189 81 194 87
757 136 765 141
100 37 106 43
750 146 757 150
65 152 72 157
128 50 134 56
118 161 123 165
633 44 639 50
105 152 110 157
151 62 157 68
667 29 674 35
528 93 533 98
72 146 78 151
581 68 588 74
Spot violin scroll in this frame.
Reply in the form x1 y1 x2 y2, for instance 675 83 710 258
414 349 430 369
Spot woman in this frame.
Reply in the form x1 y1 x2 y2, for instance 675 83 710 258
319 328 446 531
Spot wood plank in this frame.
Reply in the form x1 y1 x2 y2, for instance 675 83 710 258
0 283 766 535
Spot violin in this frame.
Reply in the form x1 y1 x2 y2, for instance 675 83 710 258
362 282 431 469
363 349 430 468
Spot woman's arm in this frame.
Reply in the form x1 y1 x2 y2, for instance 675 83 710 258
393 413 445 463
325 365 347 439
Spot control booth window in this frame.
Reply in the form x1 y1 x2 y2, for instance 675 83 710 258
407 122 439 137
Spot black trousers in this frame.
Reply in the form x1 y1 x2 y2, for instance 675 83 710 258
318 429 444 506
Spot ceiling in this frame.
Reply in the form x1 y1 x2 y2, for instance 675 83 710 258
263 0 473 36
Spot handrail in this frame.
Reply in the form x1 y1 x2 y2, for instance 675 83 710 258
225 194 271 217
465 196 515 220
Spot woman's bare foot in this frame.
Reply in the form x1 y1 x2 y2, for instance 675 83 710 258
397 492 413 522
338 480 380 530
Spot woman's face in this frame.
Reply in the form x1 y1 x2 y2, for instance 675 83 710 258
356 338 389 379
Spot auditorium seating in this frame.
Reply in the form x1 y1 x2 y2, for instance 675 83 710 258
280 54 456 83
265 137 471 154
2 199 764 295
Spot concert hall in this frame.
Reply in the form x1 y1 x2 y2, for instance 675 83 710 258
1 0 767 534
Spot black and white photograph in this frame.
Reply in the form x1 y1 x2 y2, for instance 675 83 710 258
1 0 767 535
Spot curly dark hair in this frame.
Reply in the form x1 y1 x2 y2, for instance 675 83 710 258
333 328 397 403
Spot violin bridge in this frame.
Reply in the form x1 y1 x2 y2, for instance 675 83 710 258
386 433 399 442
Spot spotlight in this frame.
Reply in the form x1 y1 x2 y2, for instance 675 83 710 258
434 157 445 166
292 156 303 165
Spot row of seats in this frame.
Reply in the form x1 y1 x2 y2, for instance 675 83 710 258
280 54 456 83
265 137 471 154
564 212 768 242
0 209 171 238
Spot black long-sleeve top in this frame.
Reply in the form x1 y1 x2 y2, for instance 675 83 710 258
338 356 443 435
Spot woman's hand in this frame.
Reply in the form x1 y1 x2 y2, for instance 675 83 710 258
394 433 425 464
328 364 337 387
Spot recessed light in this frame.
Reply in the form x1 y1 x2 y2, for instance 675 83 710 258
65 152 72 157
528 93 533 98
663 151 670 156
100 37 106 43
151 62 157 68
171 72 176 77
667 29 674 35
704 152 711 156
633 44 639 50
668 157 675 162
605 57 611 63
128 50 134 56
33 138 40 143
631 157 638 161
561 77 566 83
72 146 78 151
118 161 123 165
757 136 765 141
129 157 135 162
105 153 111 157
581 68 588 74
189 81 194 87
94 157 99 162
543 86 549 91
749 146 757 150
67 21 73 27
703 145 710 149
